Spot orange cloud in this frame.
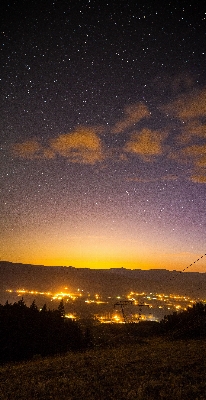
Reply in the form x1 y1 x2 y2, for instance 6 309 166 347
190 173 206 183
177 121 206 144
181 144 206 158
11 127 104 164
168 144 206 165
168 143 206 183
195 155 206 167
12 140 43 159
50 126 104 164
124 128 166 160
161 87 206 120
42 148 55 159
112 102 150 133
162 174 179 181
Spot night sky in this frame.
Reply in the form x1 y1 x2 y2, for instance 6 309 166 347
1 1 206 271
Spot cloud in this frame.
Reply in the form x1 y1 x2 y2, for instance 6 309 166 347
50 126 104 164
11 127 104 164
168 143 206 183
161 87 206 120
111 102 150 134
195 155 206 168
168 144 206 165
177 121 206 144
190 169 206 183
161 174 179 181
42 148 56 159
11 140 46 159
181 144 206 158
124 128 166 161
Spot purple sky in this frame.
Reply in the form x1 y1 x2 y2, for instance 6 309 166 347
1 1 206 271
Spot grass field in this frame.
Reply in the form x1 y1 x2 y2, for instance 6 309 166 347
0 338 206 399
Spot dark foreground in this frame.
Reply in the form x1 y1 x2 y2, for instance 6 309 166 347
0 338 205 400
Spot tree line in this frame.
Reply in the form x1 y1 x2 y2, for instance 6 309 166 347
0 299 89 364
0 299 205 364
160 302 206 339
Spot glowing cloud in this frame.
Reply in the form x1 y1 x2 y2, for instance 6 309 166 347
177 121 206 144
169 144 206 164
179 144 206 171
181 144 206 158
12 127 104 164
50 127 104 164
190 172 206 183
161 87 206 120
12 140 43 159
168 143 206 183
124 128 166 160
112 102 150 133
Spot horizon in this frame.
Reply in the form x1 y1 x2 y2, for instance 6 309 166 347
1 258 206 273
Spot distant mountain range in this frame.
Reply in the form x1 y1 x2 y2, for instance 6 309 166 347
0 261 206 300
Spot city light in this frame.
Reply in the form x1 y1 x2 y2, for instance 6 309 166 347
4 288 205 323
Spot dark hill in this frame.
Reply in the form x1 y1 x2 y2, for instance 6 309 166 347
0 261 205 298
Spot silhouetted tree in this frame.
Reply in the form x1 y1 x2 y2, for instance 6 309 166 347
0 299 87 364
30 300 38 312
41 303 47 313
160 302 206 339
57 299 65 317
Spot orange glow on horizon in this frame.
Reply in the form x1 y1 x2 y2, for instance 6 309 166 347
3 251 205 272
1 228 205 272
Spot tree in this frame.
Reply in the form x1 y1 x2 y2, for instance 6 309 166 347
58 299 65 318
30 300 38 312
160 302 206 339
0 298 87 363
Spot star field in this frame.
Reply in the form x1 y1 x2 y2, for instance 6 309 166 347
1 1 206 270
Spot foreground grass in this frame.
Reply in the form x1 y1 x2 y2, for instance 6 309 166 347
0 338 206 399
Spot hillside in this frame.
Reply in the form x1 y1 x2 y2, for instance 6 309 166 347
0 338 205 400
1 261 206 299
